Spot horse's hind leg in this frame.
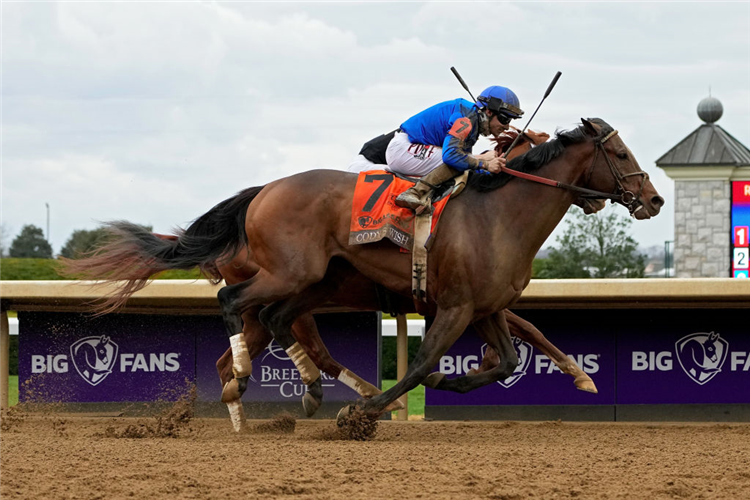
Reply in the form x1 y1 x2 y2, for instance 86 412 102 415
290 313 400 412
423 311 519 393
215 309 391 427
216 308 273 386
217 306 274 431
216 271 319 428
506 311 597 393
256 289 339 416
216 284 257 432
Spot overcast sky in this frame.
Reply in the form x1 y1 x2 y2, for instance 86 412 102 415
3 1 749 255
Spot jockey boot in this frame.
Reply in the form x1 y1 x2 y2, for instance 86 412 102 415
395 163 462 212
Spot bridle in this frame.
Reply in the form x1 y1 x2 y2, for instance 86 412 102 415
498 129 650 216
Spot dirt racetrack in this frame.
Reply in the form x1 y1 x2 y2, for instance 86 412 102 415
2 410 750 500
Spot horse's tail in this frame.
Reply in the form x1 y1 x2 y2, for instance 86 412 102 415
60 186 264 314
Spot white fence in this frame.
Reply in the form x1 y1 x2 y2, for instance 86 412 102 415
381 319 424 338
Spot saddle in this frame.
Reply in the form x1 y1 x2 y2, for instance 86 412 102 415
349 170 469 302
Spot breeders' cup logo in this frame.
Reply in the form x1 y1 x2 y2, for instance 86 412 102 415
255 341 335 397
261 341 290 362
358 216 373 228
492 336 533 389
251 341 291 384
675 331 729 385
70 336 119 386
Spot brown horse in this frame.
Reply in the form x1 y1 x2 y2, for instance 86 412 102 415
210 130 600 427
211 244 599 425
72 128 591 429
217 118 661 421
210 130 599 426
63 118 663 422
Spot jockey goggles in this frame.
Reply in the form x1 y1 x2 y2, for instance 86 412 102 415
495 113 514 125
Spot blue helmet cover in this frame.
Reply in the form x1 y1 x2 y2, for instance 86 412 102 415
477 86 524 118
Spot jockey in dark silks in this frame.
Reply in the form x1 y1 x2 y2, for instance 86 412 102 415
348 85 525 211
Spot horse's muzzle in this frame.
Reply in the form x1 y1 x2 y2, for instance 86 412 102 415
632 194 665 220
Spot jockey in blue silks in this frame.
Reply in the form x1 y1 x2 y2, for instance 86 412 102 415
348 85 524 211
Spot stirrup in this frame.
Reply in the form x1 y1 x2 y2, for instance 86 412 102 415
414 203 434 216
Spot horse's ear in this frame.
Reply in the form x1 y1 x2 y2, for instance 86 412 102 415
581 118 599 137
709 331 718 341
513 336 522 346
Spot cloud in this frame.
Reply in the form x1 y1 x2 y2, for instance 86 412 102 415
2 2 748 255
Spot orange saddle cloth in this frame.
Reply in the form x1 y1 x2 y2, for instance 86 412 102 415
349 170 452 251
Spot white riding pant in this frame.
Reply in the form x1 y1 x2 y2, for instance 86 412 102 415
346 132 443 177
385 132 443 177
347 154 385 173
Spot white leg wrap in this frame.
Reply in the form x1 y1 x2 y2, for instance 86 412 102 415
226 399 246 433
229 333 252 378
338 368 381 398
285 342 320 385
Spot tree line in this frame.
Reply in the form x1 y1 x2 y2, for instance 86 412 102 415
1 208 649 278
1 224 136 260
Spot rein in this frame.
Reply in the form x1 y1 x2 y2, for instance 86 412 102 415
497 130 649 215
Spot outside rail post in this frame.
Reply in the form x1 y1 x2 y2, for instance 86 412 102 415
1 309 9 411
396 314 409 420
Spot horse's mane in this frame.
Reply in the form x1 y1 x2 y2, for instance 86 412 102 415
467 118 614 193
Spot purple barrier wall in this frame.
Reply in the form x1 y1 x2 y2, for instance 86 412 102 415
426 309 750 415
18 311 380 405
615 309 750 405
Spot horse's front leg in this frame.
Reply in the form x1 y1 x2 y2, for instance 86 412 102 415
422 311 518 393
466 344 501 376
506 310 597 393
342 304 473 420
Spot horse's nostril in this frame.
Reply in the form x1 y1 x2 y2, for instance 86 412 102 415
652 196 665 208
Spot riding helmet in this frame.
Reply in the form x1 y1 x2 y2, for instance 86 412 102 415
476 86 524 119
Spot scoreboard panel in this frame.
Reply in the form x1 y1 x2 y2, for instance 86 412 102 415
731 181 750 278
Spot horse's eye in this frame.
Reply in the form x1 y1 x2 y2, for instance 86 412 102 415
616 152 628 160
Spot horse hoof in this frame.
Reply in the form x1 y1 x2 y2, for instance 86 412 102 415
220 379 241 403
384 399 405 412
336 404 355 425
302 392 321 418
575 376 598 394
422 372 446 389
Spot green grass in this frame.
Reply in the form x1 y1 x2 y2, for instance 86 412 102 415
8 375 18 406
382 379 424 417
0 258 203 281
